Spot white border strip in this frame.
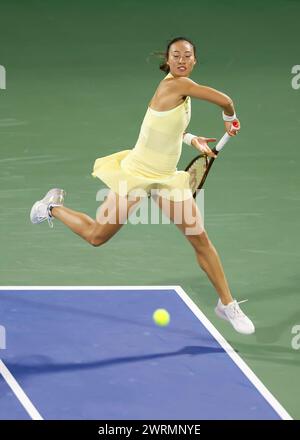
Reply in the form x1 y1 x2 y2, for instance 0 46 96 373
174 285 293 420
0 286 178 290
0 360 43 420
0 285 292 420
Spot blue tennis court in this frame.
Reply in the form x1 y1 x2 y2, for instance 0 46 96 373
0 287 291 420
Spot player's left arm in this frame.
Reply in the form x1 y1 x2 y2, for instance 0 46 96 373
183 134 217 158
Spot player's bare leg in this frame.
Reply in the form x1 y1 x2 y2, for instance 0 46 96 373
52 191 140 246
31 188 141 246
152 193 255 335
153 194 233 305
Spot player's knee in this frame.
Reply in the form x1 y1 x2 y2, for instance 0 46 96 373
89 237 102 247
89 234 109 247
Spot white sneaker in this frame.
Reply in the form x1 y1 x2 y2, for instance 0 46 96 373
30 188 66 228
215 299 255 335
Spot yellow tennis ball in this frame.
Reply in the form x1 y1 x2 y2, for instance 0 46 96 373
153 309 170 326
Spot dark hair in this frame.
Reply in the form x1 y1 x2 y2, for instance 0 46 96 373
159 36 196 73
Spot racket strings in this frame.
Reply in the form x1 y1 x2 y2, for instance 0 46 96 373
187 156 208 194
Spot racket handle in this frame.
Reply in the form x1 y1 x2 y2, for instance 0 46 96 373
215 132 231 152
215 121 239 152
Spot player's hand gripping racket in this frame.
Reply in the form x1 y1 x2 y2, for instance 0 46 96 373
185 121 239 197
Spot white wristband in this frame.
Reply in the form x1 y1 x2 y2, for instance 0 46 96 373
183 132 197 146
222 111 237 122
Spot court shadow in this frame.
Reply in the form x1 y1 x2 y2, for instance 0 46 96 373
3 345 224 379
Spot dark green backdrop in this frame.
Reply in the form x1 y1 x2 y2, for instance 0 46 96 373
1 0 299 418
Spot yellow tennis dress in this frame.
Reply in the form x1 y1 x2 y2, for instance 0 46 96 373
92 73 193 201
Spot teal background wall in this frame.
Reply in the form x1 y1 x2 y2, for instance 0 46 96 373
1 0 300 418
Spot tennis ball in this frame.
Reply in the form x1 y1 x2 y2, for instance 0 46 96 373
153 308 170 326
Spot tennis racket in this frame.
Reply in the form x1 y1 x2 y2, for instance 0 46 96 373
185 121 239 197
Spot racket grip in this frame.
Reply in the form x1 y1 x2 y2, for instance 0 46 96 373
215 132 231 152
215 121 239 152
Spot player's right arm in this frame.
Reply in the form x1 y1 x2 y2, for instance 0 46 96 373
177 77 239 135
178 77 235 116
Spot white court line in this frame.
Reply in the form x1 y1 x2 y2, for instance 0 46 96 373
174 285 293 420
0 360 43 420
0 285 292 420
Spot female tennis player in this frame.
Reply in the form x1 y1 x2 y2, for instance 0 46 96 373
30 36 254 334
